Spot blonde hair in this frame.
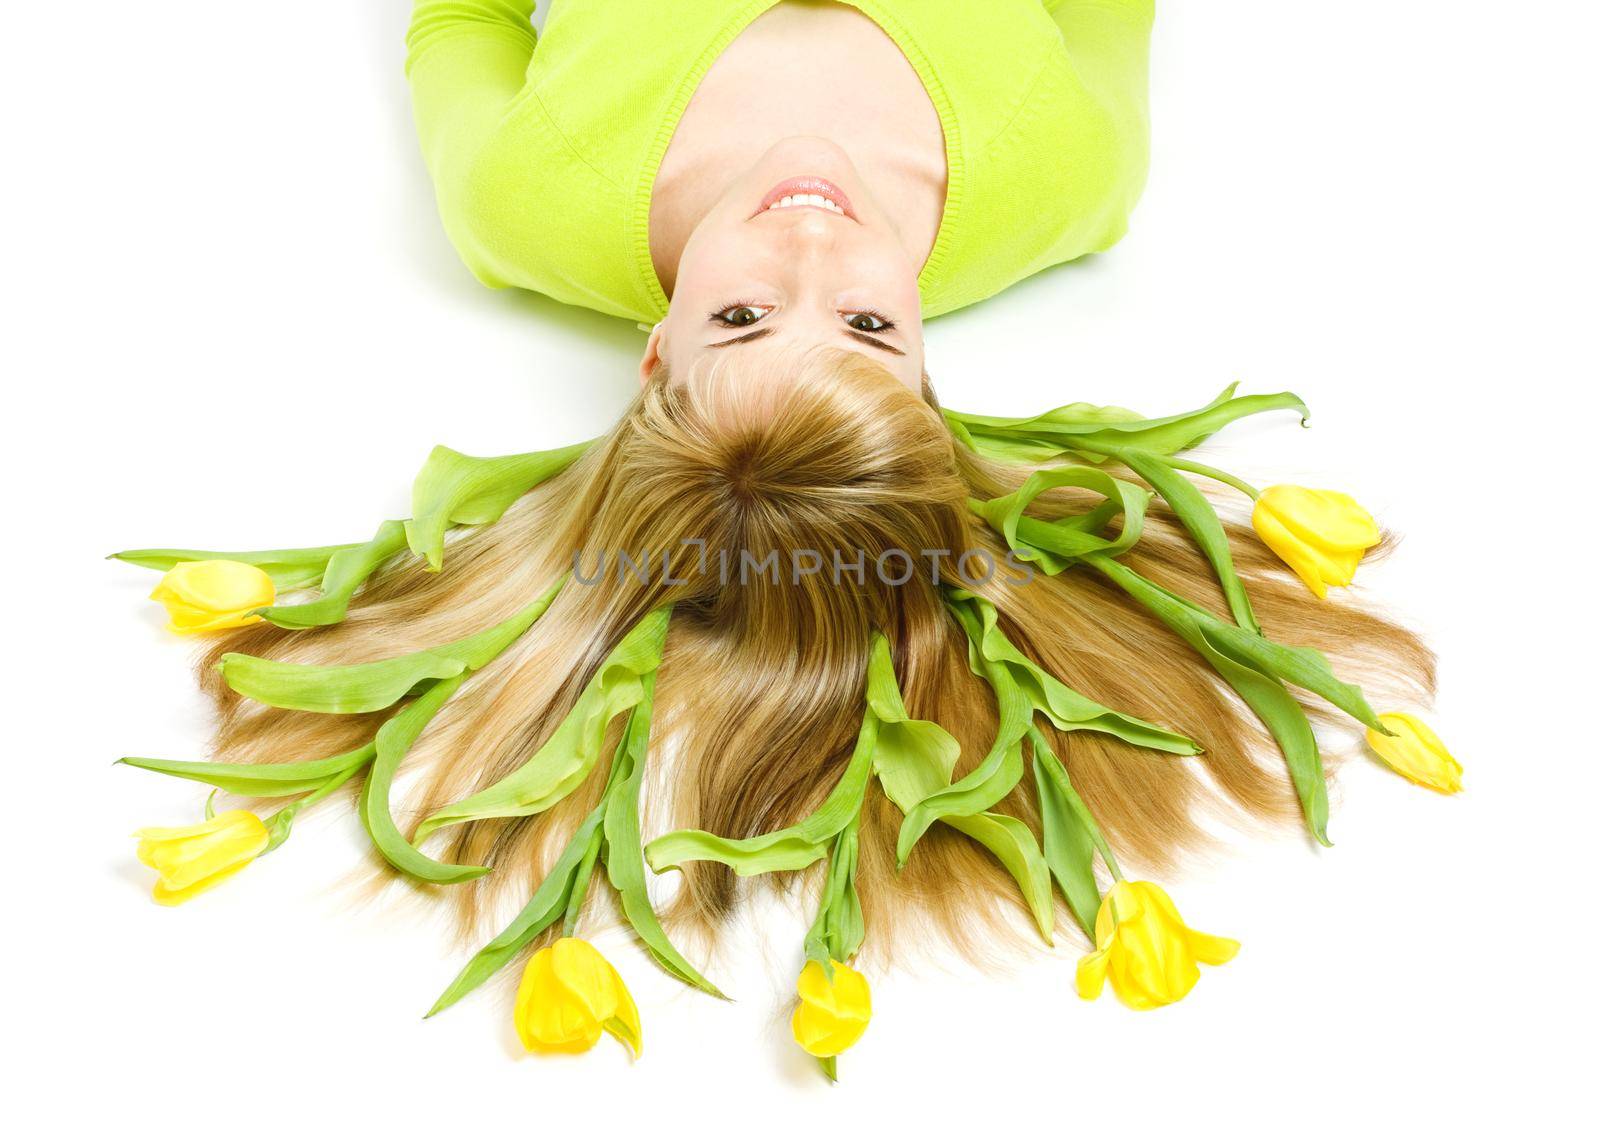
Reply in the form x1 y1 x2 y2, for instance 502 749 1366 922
201 349 1433 963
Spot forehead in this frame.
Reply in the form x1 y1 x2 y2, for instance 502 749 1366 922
676 340 894 395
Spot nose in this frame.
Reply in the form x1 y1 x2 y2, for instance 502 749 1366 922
778 209 842 252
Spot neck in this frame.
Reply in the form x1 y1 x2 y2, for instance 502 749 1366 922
647 3 948 297
651 145 945 298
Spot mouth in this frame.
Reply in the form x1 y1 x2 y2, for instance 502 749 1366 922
753 176 857 221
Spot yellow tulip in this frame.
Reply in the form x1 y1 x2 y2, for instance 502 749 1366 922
1251 484 1381 598
1076 881 1239 1010
135 809 270 905
514 938 642 1057
791 959 871 1058
1365 712 1462 793
149 560 275 633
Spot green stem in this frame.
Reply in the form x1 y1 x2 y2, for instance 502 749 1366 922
262 749 375 853
561 827 605 936
1161 456 1260 500
560 727 641 936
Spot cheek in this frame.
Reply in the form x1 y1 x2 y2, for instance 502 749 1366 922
674 218 757 298
887 255 924 317
847 237 923 318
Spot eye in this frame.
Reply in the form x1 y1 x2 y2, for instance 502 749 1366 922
843 310 894 333
711 304 771 328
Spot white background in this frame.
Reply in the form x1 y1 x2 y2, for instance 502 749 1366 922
6 2 1597 1120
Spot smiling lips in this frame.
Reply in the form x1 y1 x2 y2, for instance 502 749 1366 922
755 177 856 220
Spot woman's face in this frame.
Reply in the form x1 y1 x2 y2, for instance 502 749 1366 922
646 137 925 390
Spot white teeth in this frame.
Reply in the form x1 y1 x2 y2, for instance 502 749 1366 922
766 193 845 214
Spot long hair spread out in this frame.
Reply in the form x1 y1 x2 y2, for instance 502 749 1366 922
200 349 1433 964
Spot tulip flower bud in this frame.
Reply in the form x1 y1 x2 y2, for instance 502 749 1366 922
791 959 872 1058
1365 713 1462 793
1251 485 1381 598
149 560 275 633
135 809 270 905
1077 881 1239 1009
514 938 642 1056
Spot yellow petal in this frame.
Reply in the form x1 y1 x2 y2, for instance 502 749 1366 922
1252 502 1329 598
150 560 275 633
550 938 621 1019
600 958 642 1058
512 947 548 1049
1311 547 1365 588
1110 945 1198 1009
823 961 871 1023
515 946 604 1054
1260 485 1381 552
1075 947 1111 1000
1110 895 1200 1008
1079 882 1236 1009
514 939 640 1057
1185 929 1242 966
134 809 268 905
1365 713 1462 794
1094 889 1120 947
792 960 871 1057
1253 486 1381 597
151 857 258 905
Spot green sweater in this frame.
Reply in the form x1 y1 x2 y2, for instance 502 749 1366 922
406 0 1153 322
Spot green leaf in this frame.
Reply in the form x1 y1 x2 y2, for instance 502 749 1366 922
866 633 1054 943
1032 730 1116 938
646 708 876 877
889 594 1190 931
956 590 1200 754
602 673 726 997
413 604 672 842
1110 450 1259 632
258 520 410 629
1088 388 1308 457
358 675 489 883
1085 555 1352 844
943 810 1056 941
947 384 1309 461
865 634 961 811
110 543 362 592
119 743 376 798
949 427 1084 464
407 442 590 571
219 577 564 713
892 718 1026 869
969 465 1149 576
426 806 607 1017
945 398 1149 439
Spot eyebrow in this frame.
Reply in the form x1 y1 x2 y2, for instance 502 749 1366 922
845 329 906 357
706 327 776 349
706 326 906 357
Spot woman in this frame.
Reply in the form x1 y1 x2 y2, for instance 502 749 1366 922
118 0 1454 1076
405 0 1152 383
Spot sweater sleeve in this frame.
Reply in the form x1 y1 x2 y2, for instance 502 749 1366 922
1044 0 1154 98
405 2 539 231
1044 0 1153 220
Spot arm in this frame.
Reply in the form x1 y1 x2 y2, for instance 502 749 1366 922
405 2 539 219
